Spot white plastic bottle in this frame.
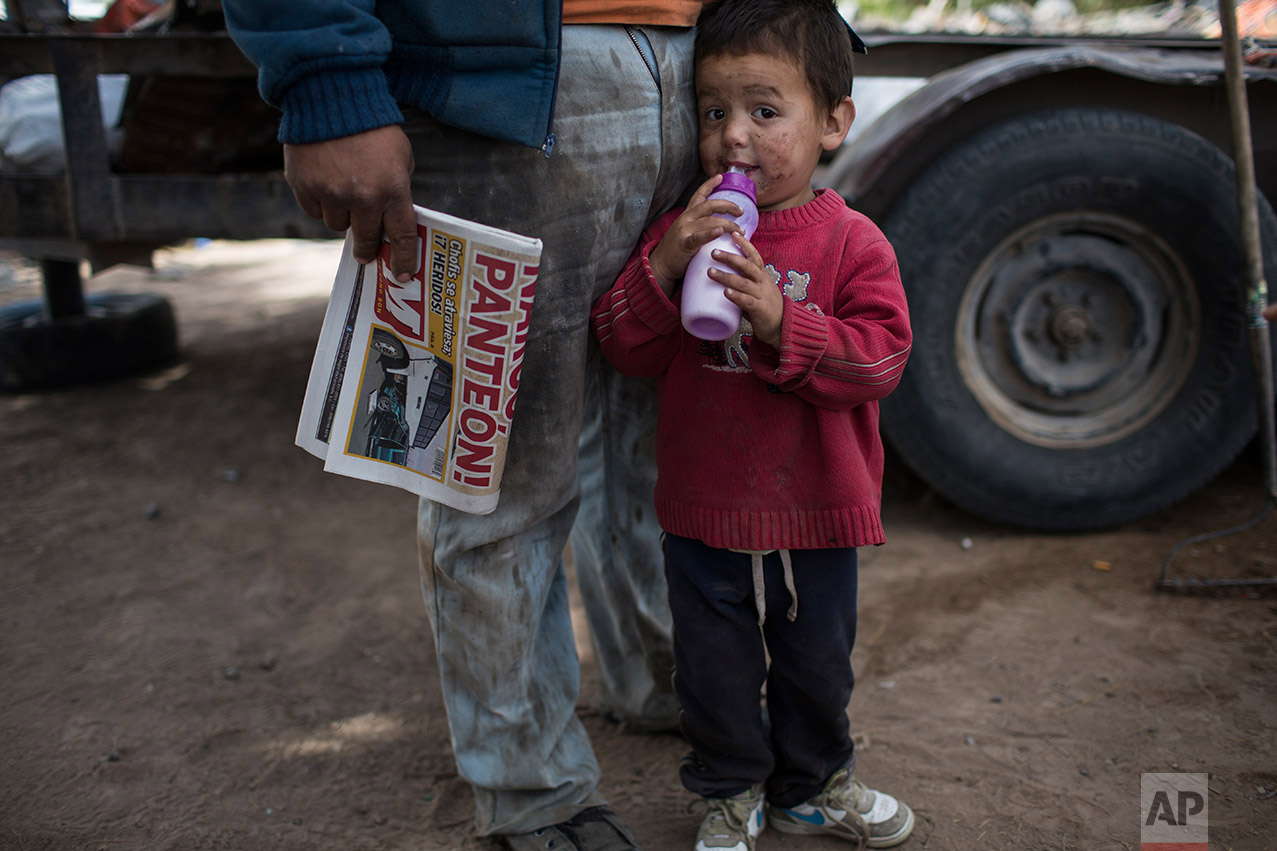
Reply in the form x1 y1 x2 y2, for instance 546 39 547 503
680 168 759 341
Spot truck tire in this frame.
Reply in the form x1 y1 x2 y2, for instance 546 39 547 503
0 292 179 392
370 328 409 369
880 108 1277 530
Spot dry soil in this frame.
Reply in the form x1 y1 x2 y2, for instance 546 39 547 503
1 240 1275 850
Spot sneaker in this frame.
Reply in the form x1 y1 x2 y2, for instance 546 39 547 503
769 767 914 848
695 786 766 851
503 805 643 851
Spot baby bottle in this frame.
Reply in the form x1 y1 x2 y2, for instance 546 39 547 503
681 168 759 341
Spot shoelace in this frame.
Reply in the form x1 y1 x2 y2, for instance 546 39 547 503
819 772 871 850
701 794 760 844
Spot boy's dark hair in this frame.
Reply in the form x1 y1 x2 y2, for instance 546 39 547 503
694 0 866 110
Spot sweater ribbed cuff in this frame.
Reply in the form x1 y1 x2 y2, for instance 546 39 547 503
755 298 827 387
278 67 404 145
623 244 681 335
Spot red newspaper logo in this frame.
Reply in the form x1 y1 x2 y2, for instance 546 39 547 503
374 242 427 343
451 253 536 489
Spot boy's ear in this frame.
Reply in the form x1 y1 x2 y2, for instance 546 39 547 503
821 95 856 152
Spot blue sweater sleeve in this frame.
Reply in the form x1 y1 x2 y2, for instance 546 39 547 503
221 0 404 144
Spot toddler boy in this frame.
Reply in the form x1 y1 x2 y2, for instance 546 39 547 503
591 0 915 848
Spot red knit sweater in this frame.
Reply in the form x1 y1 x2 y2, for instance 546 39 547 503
592 188 911 550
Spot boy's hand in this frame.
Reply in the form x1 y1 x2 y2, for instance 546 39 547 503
714 232 783 349
649 174 746 296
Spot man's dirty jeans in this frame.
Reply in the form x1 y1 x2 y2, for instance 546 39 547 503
412 25 697 837
573 364 677 731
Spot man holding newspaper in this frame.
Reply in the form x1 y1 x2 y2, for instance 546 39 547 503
221 1 706 850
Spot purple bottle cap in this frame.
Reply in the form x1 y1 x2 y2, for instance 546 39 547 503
717 170 757 202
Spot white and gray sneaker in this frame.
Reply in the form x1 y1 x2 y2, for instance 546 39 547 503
695 786 766 851
769 767 914 848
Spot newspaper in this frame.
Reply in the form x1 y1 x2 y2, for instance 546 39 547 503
296 205 541 515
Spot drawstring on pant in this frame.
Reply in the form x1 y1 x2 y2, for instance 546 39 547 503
749 549 798 626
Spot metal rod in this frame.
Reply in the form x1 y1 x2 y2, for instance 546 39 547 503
1157 0 1276 591
39 258 85 318
1218 0 1277 502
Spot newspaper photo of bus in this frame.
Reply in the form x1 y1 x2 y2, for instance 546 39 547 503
348 327 454 475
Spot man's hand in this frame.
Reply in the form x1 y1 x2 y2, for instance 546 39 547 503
1265 303 1277 323
283 125 418 281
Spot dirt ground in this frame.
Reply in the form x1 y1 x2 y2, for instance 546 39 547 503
1 239 1275 851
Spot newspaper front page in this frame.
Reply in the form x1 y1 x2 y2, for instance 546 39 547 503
296 205 541 514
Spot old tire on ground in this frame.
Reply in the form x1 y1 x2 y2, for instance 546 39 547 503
0 292 179 392
880 108 1277 531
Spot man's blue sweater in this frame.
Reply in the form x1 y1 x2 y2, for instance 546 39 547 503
222 0 561 152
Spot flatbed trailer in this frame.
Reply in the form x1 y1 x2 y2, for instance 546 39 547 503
1 11 1274 531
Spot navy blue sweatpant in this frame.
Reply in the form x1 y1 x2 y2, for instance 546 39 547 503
662 533 858 808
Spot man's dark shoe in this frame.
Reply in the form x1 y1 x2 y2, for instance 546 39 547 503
605 709 682 736
503 805 643 851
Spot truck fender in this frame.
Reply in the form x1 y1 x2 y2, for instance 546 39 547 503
825 44 1270 219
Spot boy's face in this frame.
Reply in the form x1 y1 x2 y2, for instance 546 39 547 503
695 51 854 212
